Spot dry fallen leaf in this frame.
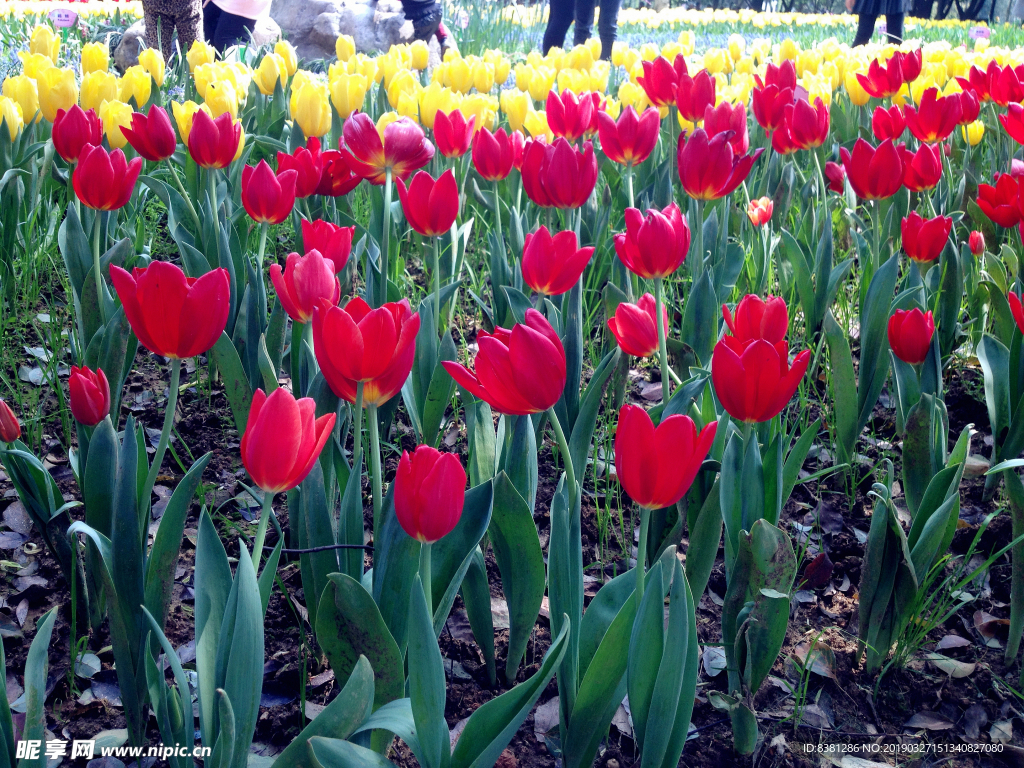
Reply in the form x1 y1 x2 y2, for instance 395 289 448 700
923 652 975 679
934 634 971 651
792 639 838 681
904 711 955 731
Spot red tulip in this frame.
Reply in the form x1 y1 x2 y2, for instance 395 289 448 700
1010 291 1024 335
0 400 20 443
824 161 846 193
636 54 688 108
583 91 605 138
1001 103 1024 145
900 143 943 192
887 308 935 366
856 55 905 100
394 445 467 543
677 128 763 201
270 249 341 323
521 137 598 209
721 294 789 354
900 50 923 83
240 387 335 493
316 149 362 196
1013 159 1024 180
302 219 355 274
121 104 177 162
977 173 1022 228
339 112 434 184
905 88 961 144
770 122 800 155
751 61 797 133
758 60 798 91
614 404 717 510
52 105 102 163
73 144 142 211
546 89 595 143
991 64 1024 107
442 308 565 416
703 100 748 156
675 69 716 124
607 293 666 358
747 197 773 227
521 225 594 296
277 137 324 199
839 139 903 200
712 337 810 423
871 105 905 142
434 109 475 158
510 129 526 170
969 230 985 255
472 126 515 181
901 212 951 264
109 261 230 359
187 110 241 169
312 296 420 406
957 63 995 103
241 160 298 224
958 88 981 125
614 203 690 279
69 365 110 426
597 105 660 166
395 169 459 237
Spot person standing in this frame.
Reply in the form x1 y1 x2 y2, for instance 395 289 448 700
542 0 620 60
203 0 271 53
143 0 202 62
847 0 908 46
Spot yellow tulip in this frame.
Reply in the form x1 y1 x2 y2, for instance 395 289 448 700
351 53 381 83
418 81 459 129
30 25 60 64
203 80 236 118
17 52 54 82
376 111 401 143
485 50 511 85
515 63 534 92
100 99 133 149
234 122 246 161
193 63 215 99
81 42 109 75
228 62 252 100
275 40 298 76
387 69 418 108
779 38 800 61
254 53 288 96
410 40 429 70
528 66 556 102
611 42 629 68
962 119 984 146
678 31 695 56
473 62 495 94
329 72 369 119
728 34 745 62
120 65 152 108
80 71 119 112
639 42 660 62
378 55 403 88
187 40 216 73
570 44 595 72
617 80 653 112
171 100 210 142
447 57 474 94
843 69 870 106
524 109 553 141
461 93 497 132
336 34 356 63
677 110 695 133
3 75 39 123
396 89 421 122
603 96 621 120
585 38 602 61
37 67 77 123
138 47 166 87
500 88 530 132
291 80 331 138
704 48 729 75
0 97 23 141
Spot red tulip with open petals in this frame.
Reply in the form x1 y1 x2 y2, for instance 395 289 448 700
991 64 1024 107
905 87 962 144
339 112 434 184
316 149 362 196
241 160 298 224
607 293 666 358
521 226 594 296
52 105 102 163
887 309 935 366
69 365 110 426
597 105 660 166
712 338 810 424
73 144 142 211
747 197 773 227
121 104 177 162
751 63 796 133
677 128 764 201
839 139 903 200
721 294 789 354
270 249 341 323
977 173 1022 228
395 169 459 237
787 97 829 149
675 69 716 124
900 143 943 192
614 203 690 279
703 100 749 155
302 219 354 274
395 445 467 543
546 89 595 143
277 137 324 199
636 54 688 108
856 54 905 99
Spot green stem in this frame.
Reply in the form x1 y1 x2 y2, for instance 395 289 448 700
379 169 393 307
253 490 274 573
493 179 504 258
256 220 269 274
92 210 104 322
169 165 202 232
352 382 364 468
693 198 705 266
812 148 826 202
207 167 219 220
142 358 182 515
368 402 383 535
432 234 441 329
290 320 305 396
419 540 433 614
545 407 576 501
625 163 635 209
654 277 671 404
636 506 651 602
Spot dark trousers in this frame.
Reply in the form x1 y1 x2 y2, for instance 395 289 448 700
542 0 620 60
852 12 904 46
203 2 256 52
144 0 201 62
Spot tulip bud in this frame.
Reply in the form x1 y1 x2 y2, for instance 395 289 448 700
275 40 298 76
52 105 102 163
270 250 341 323
521 226 594 297
302 219 355 273
138 48 166 87
901 211 952 265
69 365 110 426
395 445 467 543
81 42 109 75
747 197 773 227
395 169 460 237
969 230 985 256
73 144 142 211
607 294 665 358
0 400 20 443
887 308 935 366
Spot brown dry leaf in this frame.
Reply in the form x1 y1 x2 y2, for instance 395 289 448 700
934 634 971 651
974 610 1009 648
792 640 838 681
904 711 955 730
991 720 1013 744
923 652 975 678
702 646 726 678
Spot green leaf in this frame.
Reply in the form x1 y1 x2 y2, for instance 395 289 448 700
684 479 721 603
407 576 450 768
902 397 945 518
194 511 234 745
430 480 493 632
823 311 858 461
18 609 56 768
679 268 718 368
857 254 899 434
307 737 395 768
372 485 418 653
463 398 496 487
979 333 1011 454
421 330 458 447
459 547 496 686
627 563 665 753
142 609 195 764
297 463 339 630
209 332 254 434
569 347 620 480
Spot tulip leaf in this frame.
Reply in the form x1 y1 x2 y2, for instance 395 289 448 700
460 546 496 686
209 331 254 434
211 689 237 768
708 692 758 756
979 332 1011 458
421 330 458 448
462 396 496 488
627 562 665 753
546 477 580 735
306 737 395 768
1004 469 1024 663
296 462 339 629
372 484 417 653
350 698 421 756
679 267 717 369
489 473 545 684
856 253 899 439
83 307 137 421
501 414 537 512
902 395 948 519
17 607 56 768
569 346 620 483
431 480 493 635
408 575 450 768
142 609 195 766
561 279 584 431
194 510 234 746
0 604 12 767
684 478 721 607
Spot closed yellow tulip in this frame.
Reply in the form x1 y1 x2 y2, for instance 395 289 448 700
843 69 870 106
661 42 683 63
569 44 595 72
617 80 653 113
557 68 587 94
350 54 380 83
171 100 210 142
515 63 534 92
462 93 497 132
234 122 246 161
528 66 556 102
186 40 216 73
485 50 511 85
205 80 238 118
387 69 419 108
30 25 60 64
473 62 495 94
336 34 356 63
639 42 660 62
779 38 800 61
375 111 401 142
611 42 629 68
585 38 602 61
291 80 331 138
254 53 288 96
410 40 429 70
524 109 552 141
193 63 215 99
138 48 166 87
329 72 369 119
418 81 459 129
447 57 474 94
275 40 298 76
17 52 54 82
500 88 530 132
396 89 421 122
962 119 984 146
728 34 745 62
228 62 252 99
100 99 133 149
37 67 77 123
678 30 695 56
0 97 23 141
80 71 119 112
81 42 109 75
120 65 152 108
604 97 621 119
3 75 39 123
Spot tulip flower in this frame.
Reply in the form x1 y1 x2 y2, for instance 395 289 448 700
395 169 459 238
751 63 796 133
69 365 110 427
4 75 39 125
1010 292 1024 335
607 293 666 358
472 126 516 181
636 54 689 108
0 98 21 142
901 49 923 83
747 197 773 227
786 97 829 150
991 65 1024 107
887 308 935 366
138 47 165 87
957 62 995 103
977 174 1022 228
900 143 943 193
521 138 598 209
434 110 476 158
969 230 985 256
597 105 660 167
51 105 102 164
1001 103 1024 145
316 150 362 197
302 219 355 274
872 105 906 142
676 69 716 124
73 144 142 211
395 445 467 543
290 79 332 139
614 203 690 279
521 226 594 297
241 161 298 225
839 139 903 201
37 67 78 123
824 161 846 193
721 294 789 354
121 104 177 162
677 128 764 201
339 112 434 184
702 100 749 156
905 88 962 144
100 100 134 151
312 296 420 407
0 400 20 443
270 249 341 324
901 212 951 265
770 123 800 155
81 41 109 75
546 89 595 143
187 110 242 169
442 308 565 416
712 336 810 424
278 138 324 199
120 65 152 110
80 72 119 115
958 89 981 126
856 55 905 100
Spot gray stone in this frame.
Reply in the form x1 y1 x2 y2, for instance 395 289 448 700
113 19 146 72
271 0 415 61
252 17 283 46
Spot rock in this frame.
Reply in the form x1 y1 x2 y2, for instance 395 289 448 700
271 0 414 60
252 17 283 46
113 19 146 72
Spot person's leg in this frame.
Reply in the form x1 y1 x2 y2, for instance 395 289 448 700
145 10 175 61
542 0 575 54
573 0 596 47
203 1 222 47
885 12 904 42
174 1 202 61
209 8 256 52
596 0 620 60
851 12 877 46
400 0 443 41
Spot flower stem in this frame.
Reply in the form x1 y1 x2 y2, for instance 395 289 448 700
493 179 504 259
432 234 442 330
92 210 104 322
419 540 433 614
290 320 305 396
379 168 393 307
545 407 576 501
654 276 671 404
636 506 651 602
169 164 202 232
368 402 383 535
256 220 269 275
252 490 274 573
352 381 364 468
625 163 635 209
207 168 218 221
143 357 182 516
693 198 704 266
